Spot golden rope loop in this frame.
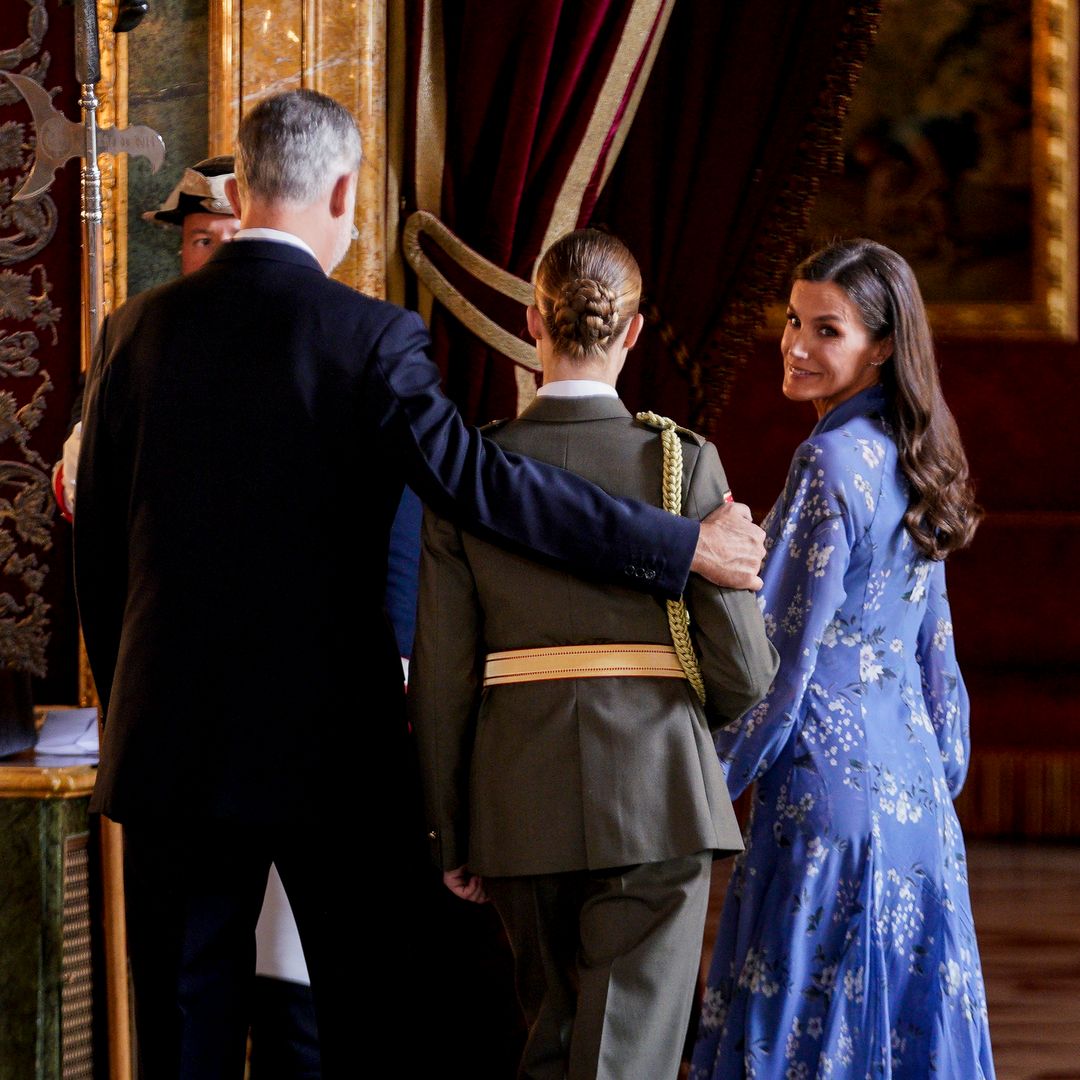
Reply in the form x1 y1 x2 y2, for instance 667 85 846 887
402 211 541 371
635 411 706 704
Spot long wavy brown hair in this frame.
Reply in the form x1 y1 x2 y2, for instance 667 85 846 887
794 239 981 559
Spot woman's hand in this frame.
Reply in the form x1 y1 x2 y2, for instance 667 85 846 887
443 865 488 903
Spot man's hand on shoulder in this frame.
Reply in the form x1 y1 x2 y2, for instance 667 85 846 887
691 502 765 591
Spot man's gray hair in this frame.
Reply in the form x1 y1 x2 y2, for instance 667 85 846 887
236 89 362 205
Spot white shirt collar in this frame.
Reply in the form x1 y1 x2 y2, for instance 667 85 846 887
232 227 319 263
536 379 618 399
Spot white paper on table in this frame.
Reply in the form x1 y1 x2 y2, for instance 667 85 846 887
35 708 99 757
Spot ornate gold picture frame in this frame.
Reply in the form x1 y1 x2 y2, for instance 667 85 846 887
801 0 1077 339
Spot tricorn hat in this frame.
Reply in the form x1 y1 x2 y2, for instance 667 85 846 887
143 155 236 228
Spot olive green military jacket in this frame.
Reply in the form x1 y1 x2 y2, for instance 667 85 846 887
410 394 779 877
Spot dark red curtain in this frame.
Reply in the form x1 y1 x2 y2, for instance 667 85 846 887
1 0 82 702
405 1 880 434
592 1 882 433
405 0 665 424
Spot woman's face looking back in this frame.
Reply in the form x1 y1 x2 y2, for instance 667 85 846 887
781 279 892 419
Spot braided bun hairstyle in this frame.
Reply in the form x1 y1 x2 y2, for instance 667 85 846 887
535 229 642 360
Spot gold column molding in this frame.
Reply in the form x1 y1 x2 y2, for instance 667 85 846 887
94 0 128 322
1035 0 1078 338
209 0 388 298
209 0 241 156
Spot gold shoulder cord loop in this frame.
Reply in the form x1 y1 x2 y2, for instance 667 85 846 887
635 411 706 704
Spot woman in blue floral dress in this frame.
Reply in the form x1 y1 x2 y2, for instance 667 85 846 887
692 239 995 1079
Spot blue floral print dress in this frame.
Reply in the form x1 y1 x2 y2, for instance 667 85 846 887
692 386 994 1080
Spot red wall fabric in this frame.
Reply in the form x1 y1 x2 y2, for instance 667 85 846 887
1 0 83 701
406 1 878 434
439 1 633 273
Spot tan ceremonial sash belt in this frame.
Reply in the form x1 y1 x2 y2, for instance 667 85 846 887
483 644 687 688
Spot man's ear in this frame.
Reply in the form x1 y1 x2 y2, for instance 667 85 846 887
329 173 354 219
225 177 243 220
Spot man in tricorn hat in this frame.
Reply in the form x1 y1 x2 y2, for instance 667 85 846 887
144 154 241 275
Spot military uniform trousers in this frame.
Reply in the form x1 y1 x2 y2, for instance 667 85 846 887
486 851 713 1080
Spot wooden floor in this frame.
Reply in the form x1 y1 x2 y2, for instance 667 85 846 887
697 841 1080 1080
968 843 1080 1080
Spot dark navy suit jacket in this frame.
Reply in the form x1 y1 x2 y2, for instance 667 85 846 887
74 240 697 825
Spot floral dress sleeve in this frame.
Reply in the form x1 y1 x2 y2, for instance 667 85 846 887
716 436 869 799
915 558 970 797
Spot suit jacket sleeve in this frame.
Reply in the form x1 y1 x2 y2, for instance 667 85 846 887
683 441 780 727
364 309 698 599
410 505 484 871
73 316 130 716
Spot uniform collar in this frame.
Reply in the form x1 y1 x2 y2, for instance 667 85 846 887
536 379 618 399
516 395 631 423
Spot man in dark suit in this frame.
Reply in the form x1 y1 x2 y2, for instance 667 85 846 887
74 90 764 1078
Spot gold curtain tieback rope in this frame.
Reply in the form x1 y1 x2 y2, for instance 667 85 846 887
483 644 687 688
402 209 541 371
